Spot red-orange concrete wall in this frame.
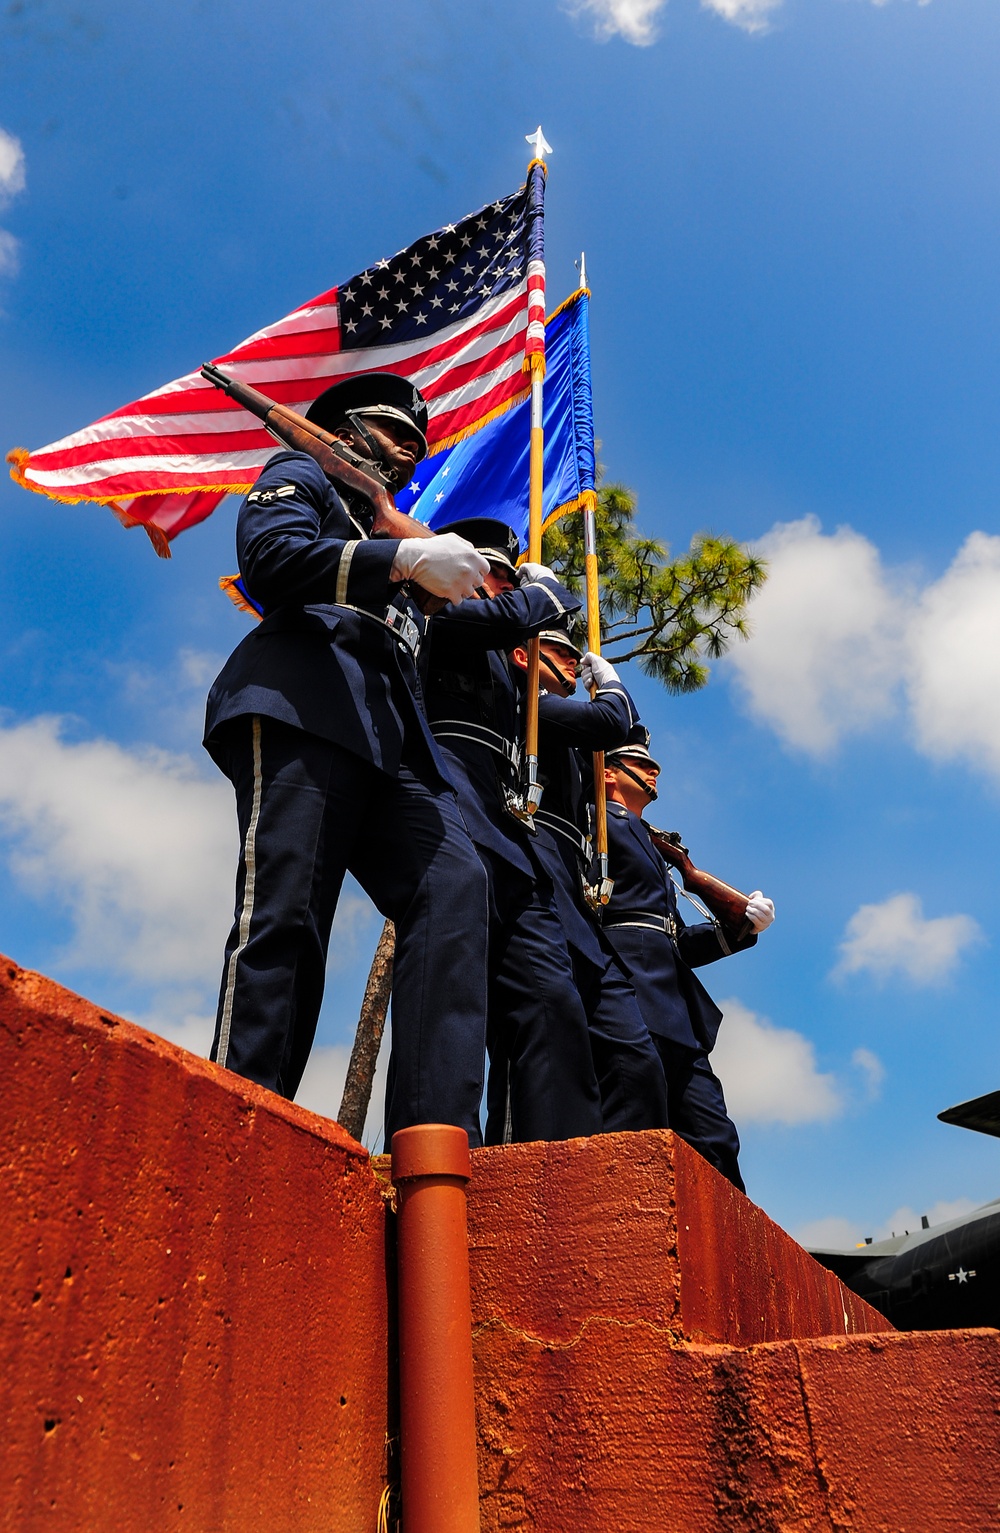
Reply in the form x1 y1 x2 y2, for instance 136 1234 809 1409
465 1132 889 1347
0 957 390 1533
5 954 999 1533
473 1324 1000 1531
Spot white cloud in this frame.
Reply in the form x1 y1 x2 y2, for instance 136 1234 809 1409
0 127 24 279
727 519 1000 789
563 0 668 45
851 1045 885 1101
795 1213 863 1249
0 716 236 986
0 128 25 203
877 1197 978 1239
711 996 843 1125
701 0 783 33
796 1195 979 1250
835 892 982 986
725 516 906 754
0 229 18 278
906 532 1000 780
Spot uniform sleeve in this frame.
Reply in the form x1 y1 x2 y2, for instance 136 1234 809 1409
675 908 757 967
237 452 400 612
537 681 638 750
431 577 580 653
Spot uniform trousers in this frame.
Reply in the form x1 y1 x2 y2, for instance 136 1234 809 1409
485 856 603 1144
575 944 669 1135
209 715 489 1144
653 1036 745 1192
484 911 668 1141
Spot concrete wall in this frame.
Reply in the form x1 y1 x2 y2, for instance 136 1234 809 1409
4 954 999 1532
473 1324 1000 1531
464 1133 890 1348
0 957 391 1533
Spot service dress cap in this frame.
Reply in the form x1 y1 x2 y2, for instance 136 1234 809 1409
537 627 584 661
442 517 521 576
606 722 661 773
305 373 429 459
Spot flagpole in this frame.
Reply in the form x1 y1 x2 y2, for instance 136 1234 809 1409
522 127 551 815
578 255 613 905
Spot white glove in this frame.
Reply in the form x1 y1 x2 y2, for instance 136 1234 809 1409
391 533 490 604
578 651 620 692
745 891 775 933
518 562 556 584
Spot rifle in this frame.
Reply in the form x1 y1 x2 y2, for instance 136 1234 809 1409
645 825 753 944
200 363 443 613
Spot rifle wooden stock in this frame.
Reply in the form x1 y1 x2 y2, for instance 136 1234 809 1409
200 364 443 612
646 824 752 941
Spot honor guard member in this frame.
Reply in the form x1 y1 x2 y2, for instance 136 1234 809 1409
500 631 669 1137
423 517 604 1143
602 727 775 1189
204 373 494 1145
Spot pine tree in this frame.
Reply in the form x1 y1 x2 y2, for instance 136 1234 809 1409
542 481 766 691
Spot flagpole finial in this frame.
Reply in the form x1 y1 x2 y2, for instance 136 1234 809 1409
576 251 588 289
525 126 553 165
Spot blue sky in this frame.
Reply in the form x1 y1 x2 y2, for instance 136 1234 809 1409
2 0 999 1245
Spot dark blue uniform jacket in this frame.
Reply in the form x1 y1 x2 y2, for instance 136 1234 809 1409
529 679 638 966
424 578 580 878
204 451 448 788
603 802 756 1051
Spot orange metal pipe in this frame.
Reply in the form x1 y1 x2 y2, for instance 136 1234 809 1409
391 1124 480 1533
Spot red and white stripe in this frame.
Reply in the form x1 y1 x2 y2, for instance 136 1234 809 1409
14 277 532 548
525 258 546 361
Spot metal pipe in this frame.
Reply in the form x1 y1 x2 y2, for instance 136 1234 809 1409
391 1124 479 1533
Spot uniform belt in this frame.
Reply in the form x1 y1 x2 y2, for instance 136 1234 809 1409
535 808 590 860
332 601 422 660
603 911 674 935
429 720 520 769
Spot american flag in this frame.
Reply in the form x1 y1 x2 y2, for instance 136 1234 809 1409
7 168 546 556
